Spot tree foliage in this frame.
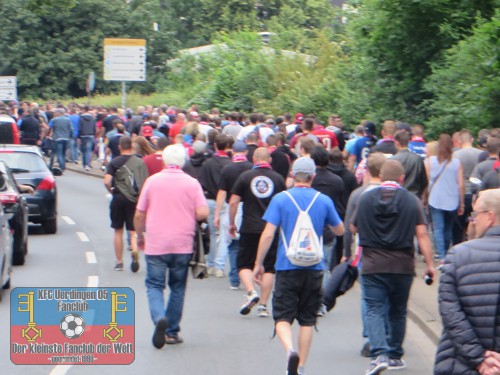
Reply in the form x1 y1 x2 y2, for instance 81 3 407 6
424 11 500 137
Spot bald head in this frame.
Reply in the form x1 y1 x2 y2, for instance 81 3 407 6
253 147 271 163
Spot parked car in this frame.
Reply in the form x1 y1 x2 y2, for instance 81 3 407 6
0 145 60 233
0 161 28 265
0 114 20 145
0 203 12 301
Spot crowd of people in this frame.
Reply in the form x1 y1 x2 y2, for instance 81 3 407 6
2 99 500 375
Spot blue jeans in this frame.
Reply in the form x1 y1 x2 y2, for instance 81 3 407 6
215 203 230 270
145 253 191 337
69 138 78 162
80 136 94 167
362 273 413 359
56 139 69 171
322 240 335 290
430 206 456 259
206 199 217 268
228 239 240 287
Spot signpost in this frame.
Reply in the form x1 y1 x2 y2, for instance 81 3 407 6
0 76 17 101
103 38 146 108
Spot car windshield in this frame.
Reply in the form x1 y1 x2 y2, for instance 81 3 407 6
0 153 47 173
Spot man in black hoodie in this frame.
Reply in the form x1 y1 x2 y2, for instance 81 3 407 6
78 105 96 170
199 134 232 275
351 159 435 375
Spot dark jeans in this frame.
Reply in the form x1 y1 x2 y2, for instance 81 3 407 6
80 136 94 167
145 253 191 337
362 273 413 359
430 206 456 259
56 139 70 171
452 194 473 245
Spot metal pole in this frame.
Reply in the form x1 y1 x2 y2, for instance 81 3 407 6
121 81 126 108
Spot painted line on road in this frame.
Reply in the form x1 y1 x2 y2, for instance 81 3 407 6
61 216 75 225
49 365 72 375
87 276 99 288
85 251 97 264
76 232 89 242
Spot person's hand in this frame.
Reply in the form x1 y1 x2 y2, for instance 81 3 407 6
214 215 220 229
340 256 351 263
424 265 437 281
477 352 500 375
20 185 35 195
253 263 265 285
136 235 145 251
458 205 465 216
229 224 238 238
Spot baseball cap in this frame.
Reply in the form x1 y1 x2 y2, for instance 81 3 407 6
192 141 206 154
142 125 153 137
295 113 304 124
292 157 316 175
233 141 247 152
364 122 376 136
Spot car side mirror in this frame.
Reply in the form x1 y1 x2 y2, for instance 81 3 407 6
51 167 63 177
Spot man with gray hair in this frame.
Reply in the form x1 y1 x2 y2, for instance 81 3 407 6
134 144 208 349
435 189 500 375
254 157 344 375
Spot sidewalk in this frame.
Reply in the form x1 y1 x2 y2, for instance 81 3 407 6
64 159 443 345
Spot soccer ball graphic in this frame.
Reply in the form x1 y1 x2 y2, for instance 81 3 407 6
60 314 85 339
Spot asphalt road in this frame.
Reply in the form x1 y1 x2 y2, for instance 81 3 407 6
0 171 437 374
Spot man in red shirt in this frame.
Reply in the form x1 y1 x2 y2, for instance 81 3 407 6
143 138 170 176
311 119 339 151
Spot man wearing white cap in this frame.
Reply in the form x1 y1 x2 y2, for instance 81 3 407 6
254 157 344 375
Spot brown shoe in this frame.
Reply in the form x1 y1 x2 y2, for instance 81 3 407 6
165 335 184 345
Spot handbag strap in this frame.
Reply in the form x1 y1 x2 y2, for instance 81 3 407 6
428 159 449 197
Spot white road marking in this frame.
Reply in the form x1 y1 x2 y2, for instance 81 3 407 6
87 276 99 288
85 251 97 264
61 216 75 225
76 232 89 242
49 365 72 375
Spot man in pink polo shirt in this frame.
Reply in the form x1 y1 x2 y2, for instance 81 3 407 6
134 144 208 349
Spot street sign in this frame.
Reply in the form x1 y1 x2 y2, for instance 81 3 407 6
0 76 17 101
103 39 147 82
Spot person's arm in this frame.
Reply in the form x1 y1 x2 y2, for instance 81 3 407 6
228 194 242 237
457 162 464 216
330 222 344 237
104 174 113 194
415 224 436 279
253 222 277 284
134 209 146 250
214 190 227 229
438 249 486 369
196 206 209 221
347 154 356 172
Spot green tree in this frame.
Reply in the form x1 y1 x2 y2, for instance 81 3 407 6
425 12 500 137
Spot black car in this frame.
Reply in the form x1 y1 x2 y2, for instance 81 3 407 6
0 161 28 265
0 146 59 234
0 202 12 300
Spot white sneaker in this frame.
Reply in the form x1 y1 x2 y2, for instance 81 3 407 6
207 267 216 276
257 304 270 317
215 269 225 278
240 290 259 315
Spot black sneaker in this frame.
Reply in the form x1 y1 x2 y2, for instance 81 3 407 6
287 350 300 375
131 251 139 273
360 340 371 357
366 355 388 375
152 317 168 349
113 263 123 271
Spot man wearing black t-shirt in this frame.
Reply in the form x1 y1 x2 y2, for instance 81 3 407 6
102 106 120 135
351 160 435 375
104 136 148 272
214 141 253 287
229 148 286 317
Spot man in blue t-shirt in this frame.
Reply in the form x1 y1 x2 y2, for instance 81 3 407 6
254 157 344 375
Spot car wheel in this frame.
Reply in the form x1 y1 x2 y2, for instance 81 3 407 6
42 218 57 234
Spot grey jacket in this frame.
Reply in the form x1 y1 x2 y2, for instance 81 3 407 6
51 116 73 140
434 226 500 374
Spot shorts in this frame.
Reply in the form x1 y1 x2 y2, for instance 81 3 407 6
273 270 323 326
237 233 277 273
110 193 136 230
